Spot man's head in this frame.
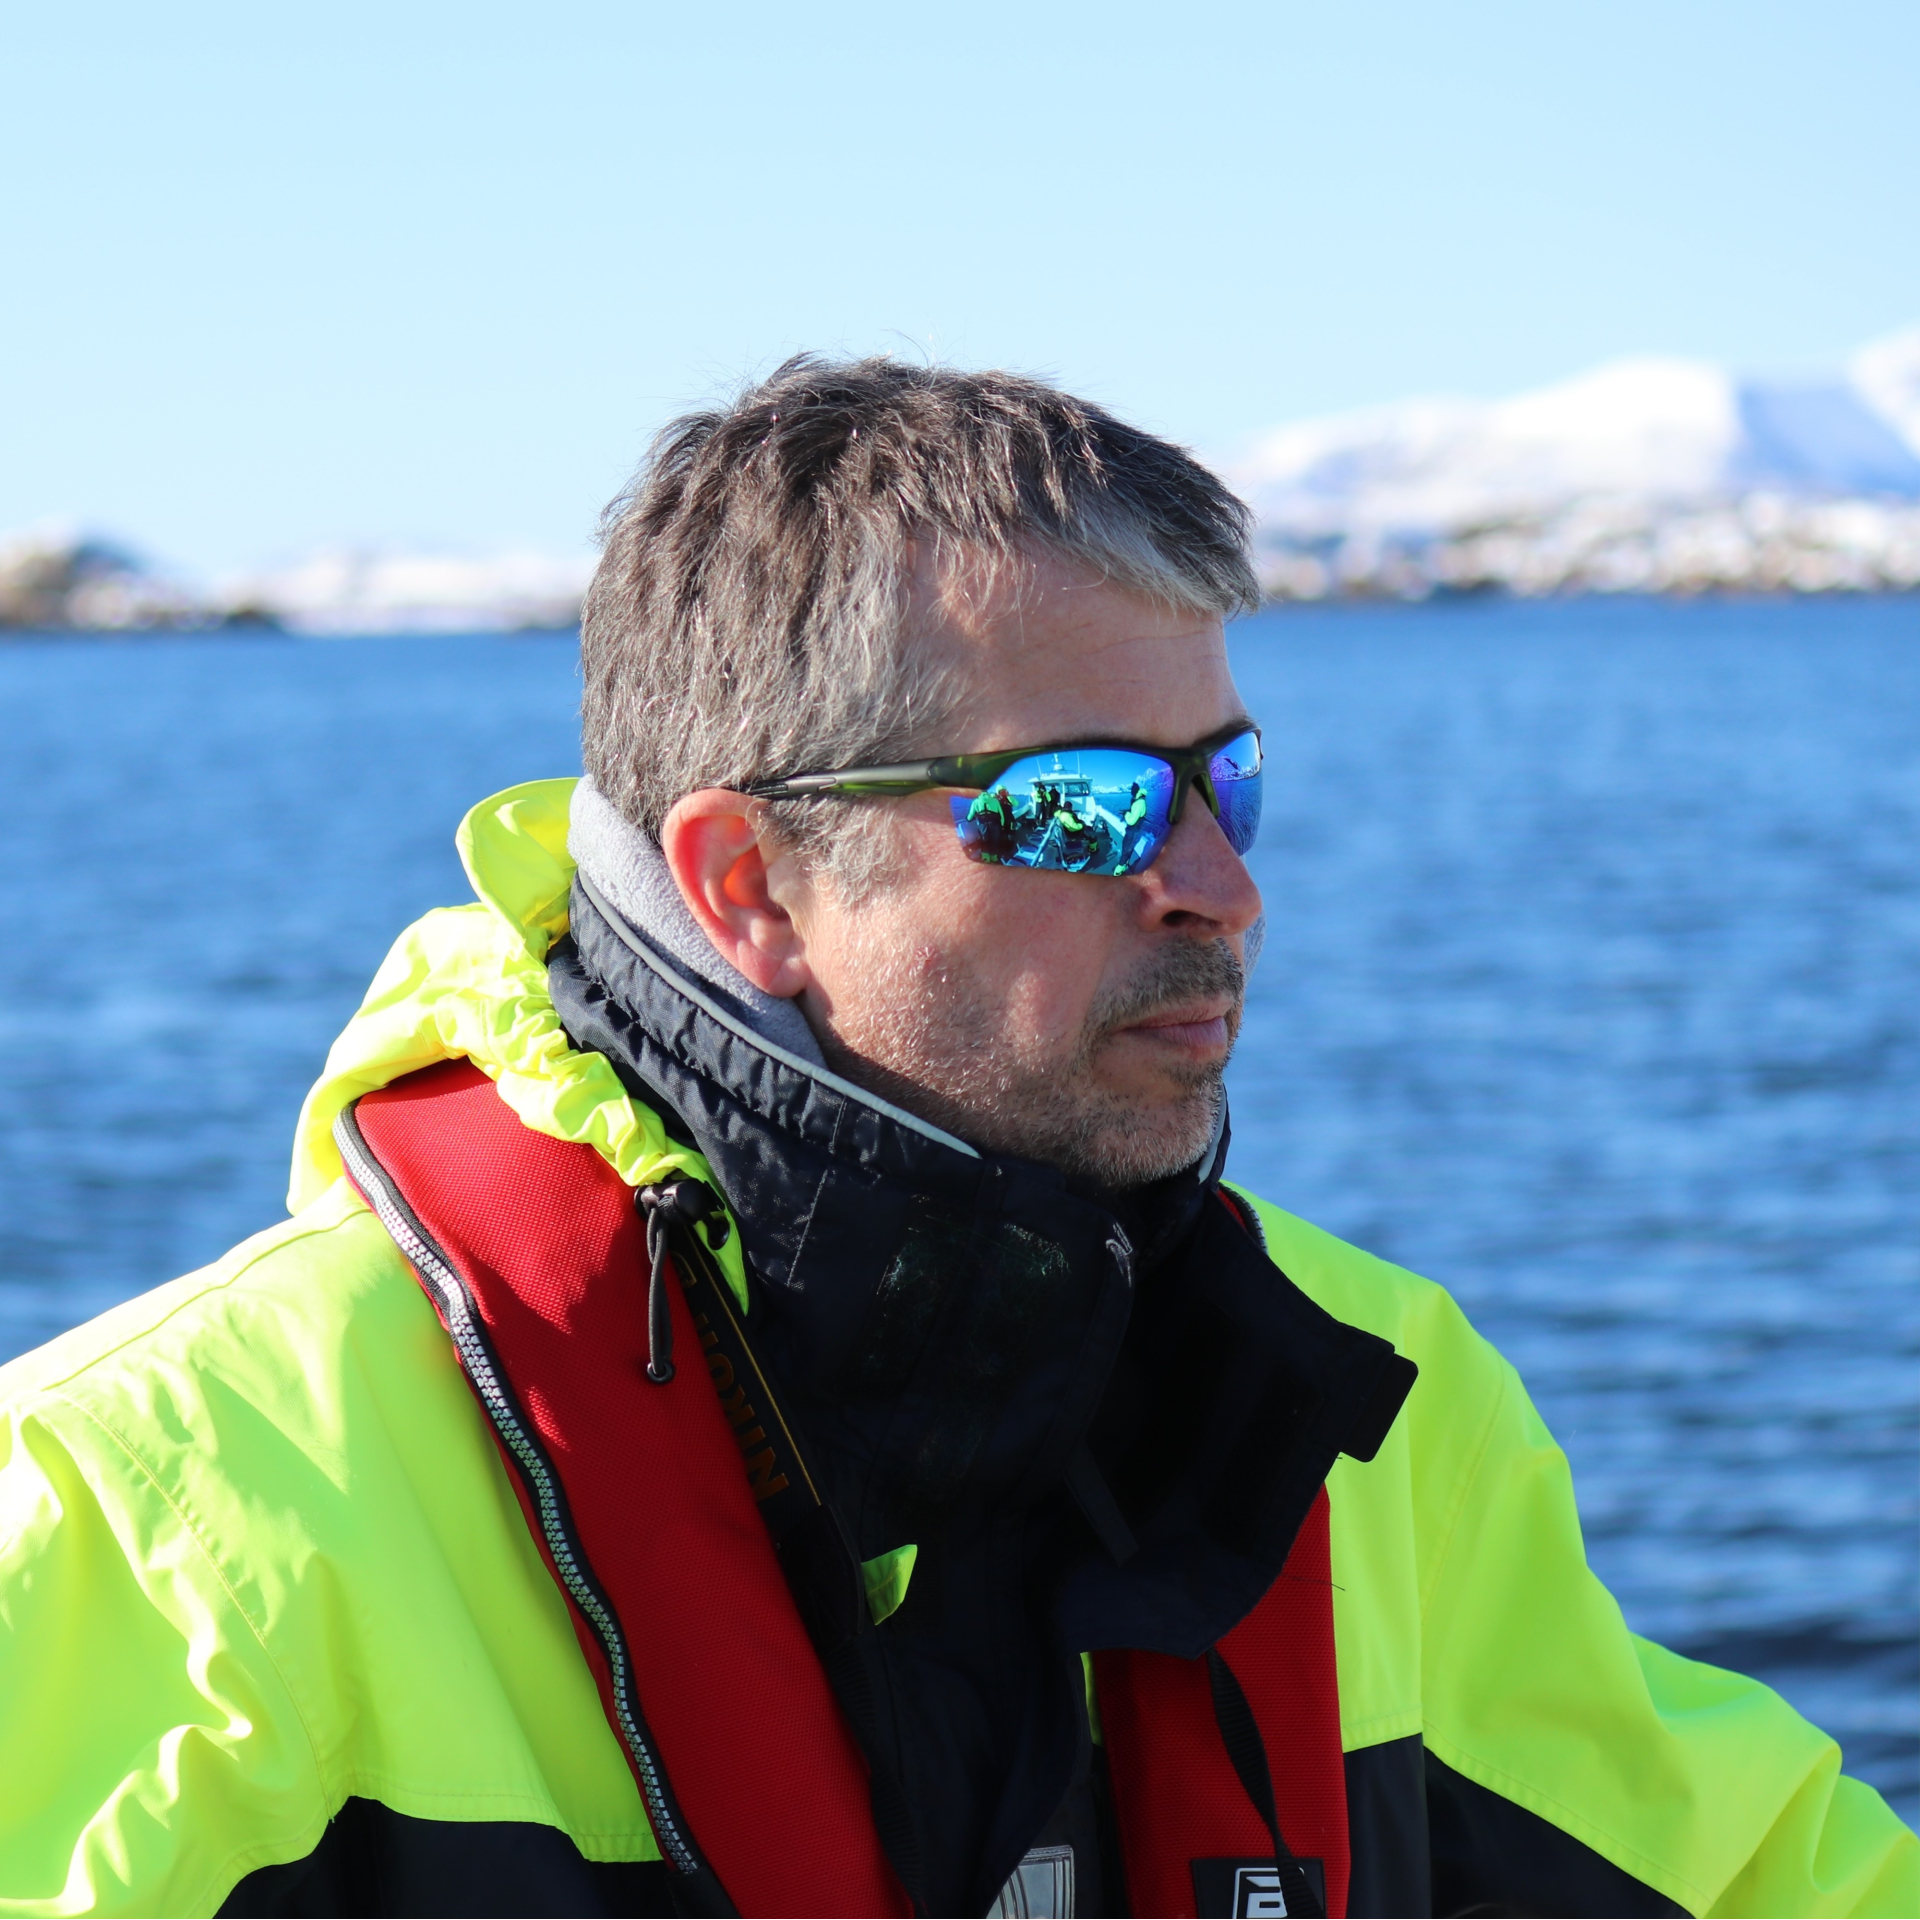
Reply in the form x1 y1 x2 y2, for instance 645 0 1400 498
582 356 1263 1187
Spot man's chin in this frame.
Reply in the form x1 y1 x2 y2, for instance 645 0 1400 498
1044 1081 1225 1191
819 1019 1227 1189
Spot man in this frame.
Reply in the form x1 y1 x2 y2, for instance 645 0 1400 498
0 358 1912 1920
962 784 1020 864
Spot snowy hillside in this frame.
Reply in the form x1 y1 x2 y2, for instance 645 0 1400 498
0 527 202 631
1227 327 1920 597
0 532 593 634
220 548 593 634
11 330 1920 629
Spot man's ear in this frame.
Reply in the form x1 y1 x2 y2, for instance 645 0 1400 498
659 790 813 999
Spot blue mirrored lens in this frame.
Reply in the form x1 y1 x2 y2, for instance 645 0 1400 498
951 749 1176 874
1209 731 1263 855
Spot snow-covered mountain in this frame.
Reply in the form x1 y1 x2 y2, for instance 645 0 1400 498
11 331 1919 629
220 547 593 634
1225 328 1920 597
1228 328 1920 536
1851 327 1920 457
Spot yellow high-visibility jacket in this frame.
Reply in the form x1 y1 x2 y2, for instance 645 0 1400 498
0 781 1911 1917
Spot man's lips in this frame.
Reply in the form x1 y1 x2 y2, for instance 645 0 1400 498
1113 999 1236 1050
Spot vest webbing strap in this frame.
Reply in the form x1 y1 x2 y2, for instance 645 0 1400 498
1207 1647 1328 1918
1095 1487 1352 1917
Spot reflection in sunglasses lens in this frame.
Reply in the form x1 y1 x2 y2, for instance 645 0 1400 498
1210 731 1263 855
952 735 1261 871
953 750 1174 875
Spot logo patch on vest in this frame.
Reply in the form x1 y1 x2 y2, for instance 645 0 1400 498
1191 1857 1326 1918
695 1314 791 1502
673 1239 826 1546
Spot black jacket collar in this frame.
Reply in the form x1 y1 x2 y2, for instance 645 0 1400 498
550 875 1409 1913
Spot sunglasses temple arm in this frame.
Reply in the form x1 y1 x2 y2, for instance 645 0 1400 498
747 760 962 800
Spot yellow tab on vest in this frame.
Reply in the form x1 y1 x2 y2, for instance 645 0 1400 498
862 1543 918 1624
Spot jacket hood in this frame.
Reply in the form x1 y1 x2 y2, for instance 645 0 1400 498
288 777 749 1299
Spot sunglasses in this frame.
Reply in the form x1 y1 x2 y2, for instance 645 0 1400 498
747 721 1262 878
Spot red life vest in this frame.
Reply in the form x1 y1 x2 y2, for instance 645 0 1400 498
338 1059 1351 1917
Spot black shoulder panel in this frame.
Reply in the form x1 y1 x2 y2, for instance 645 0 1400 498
1341 1738 1694 1918
1424 1749 1692 1918
216 1798 674 1919
1344 1735 1432 1917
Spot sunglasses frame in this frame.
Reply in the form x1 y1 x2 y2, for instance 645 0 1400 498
746 720 1262 841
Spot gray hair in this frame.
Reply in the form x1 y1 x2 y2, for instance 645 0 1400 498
580 355 1258 875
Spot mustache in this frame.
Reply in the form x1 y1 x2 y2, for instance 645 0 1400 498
1089 938 1247 1038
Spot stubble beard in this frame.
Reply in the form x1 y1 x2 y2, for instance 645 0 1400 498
817 936 1246 1188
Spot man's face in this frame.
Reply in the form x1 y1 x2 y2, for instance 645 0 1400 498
772 553 1262 1187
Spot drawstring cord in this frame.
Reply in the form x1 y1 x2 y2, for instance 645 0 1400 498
635 1179 731 1385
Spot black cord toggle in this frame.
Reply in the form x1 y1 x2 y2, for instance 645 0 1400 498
634 1178 729 1385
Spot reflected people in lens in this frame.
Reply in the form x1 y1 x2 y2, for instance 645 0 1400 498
956 751 1170 876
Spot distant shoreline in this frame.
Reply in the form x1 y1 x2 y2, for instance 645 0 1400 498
7 590 1920 648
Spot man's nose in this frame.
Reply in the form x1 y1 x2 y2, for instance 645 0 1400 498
1135 798 1262 935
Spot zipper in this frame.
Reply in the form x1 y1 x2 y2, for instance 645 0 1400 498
333 1103 709 1884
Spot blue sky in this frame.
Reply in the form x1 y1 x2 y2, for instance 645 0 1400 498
5 0 1916 577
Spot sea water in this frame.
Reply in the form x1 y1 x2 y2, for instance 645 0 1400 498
2 595 1915 1821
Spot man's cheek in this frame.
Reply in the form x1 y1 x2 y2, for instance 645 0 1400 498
995 962 1092 1051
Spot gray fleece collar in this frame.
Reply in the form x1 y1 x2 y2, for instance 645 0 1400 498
567 776 827 1066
